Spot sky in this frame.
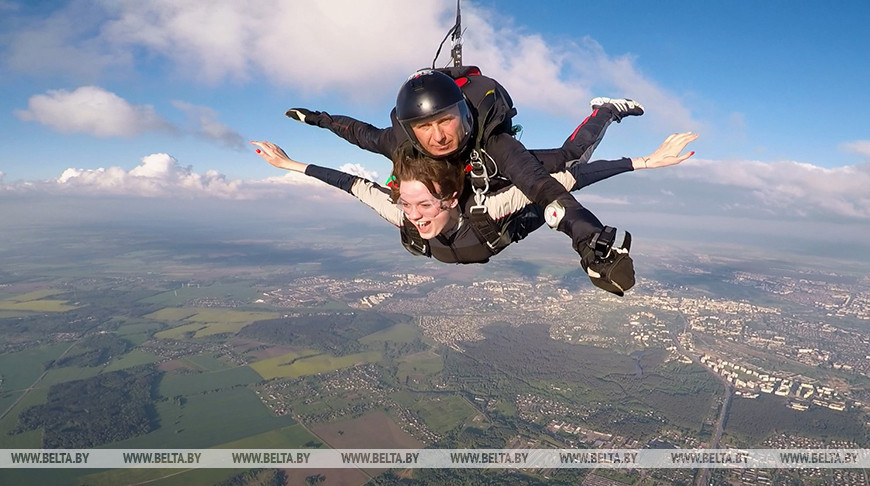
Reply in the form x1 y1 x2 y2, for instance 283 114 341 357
1 0 870 258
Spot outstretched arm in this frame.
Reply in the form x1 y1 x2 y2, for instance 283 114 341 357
285 108 401 160
631 132 698 169
486 132 700 216
571 131 699 189
250 140 404 227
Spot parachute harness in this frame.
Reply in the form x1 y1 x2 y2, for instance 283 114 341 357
465 146 504 251
468 149 490 210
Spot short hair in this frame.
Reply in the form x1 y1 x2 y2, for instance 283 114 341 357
390 141 465 203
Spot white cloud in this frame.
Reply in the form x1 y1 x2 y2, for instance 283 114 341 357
470 25 697 130
54 153 242 198
338 163 379 182
171 100 246 149
0 152 353 201
95 0 449 98
3 1 697 123
14 87 245 149
14 86 172 137
840 140 870 158
665 158 870 219
577 193 630 206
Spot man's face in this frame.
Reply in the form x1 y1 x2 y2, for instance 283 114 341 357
397 180 458 239
410 106 465 157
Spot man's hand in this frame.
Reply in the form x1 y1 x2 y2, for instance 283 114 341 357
578 228 635 296
285 108 332 128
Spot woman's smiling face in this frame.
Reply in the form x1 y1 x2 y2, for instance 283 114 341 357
397 180 458 238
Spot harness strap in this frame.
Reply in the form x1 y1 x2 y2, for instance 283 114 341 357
400 219 430 257
467 208 506 253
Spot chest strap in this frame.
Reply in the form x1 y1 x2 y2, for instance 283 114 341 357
400 219 430 257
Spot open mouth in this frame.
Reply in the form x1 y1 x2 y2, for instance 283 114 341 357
415 221 431 230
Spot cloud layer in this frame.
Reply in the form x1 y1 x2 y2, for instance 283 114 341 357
2 153 869 223
676 159 870 219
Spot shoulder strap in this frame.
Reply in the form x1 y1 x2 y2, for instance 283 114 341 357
466 206 510 255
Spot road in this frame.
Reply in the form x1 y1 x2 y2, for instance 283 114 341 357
668 311 734 486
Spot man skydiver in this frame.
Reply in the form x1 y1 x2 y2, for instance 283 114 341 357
284 69 643 291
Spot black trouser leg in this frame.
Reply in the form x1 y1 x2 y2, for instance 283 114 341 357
528 107 616 172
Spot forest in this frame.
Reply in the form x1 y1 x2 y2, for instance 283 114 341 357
12 365 161 448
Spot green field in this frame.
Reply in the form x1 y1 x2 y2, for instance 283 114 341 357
0 391 24 420
145 307 199 321
158 366 262 398
103 387 296 449
2 289 64 301
40 366 103 387
102 349 163 372
154 321 238 338
250 350 382 380
0 289 79 312
147 308 279 339
113 320 165 337
0 343 71 392
216 423 320 448
180 354 232 372
359 322 421 345
390 391 478 434
396 350 444 381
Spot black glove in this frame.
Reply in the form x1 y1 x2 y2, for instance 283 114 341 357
285 108 332 128
577 227 635 296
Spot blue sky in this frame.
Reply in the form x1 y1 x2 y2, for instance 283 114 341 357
1 0 870 252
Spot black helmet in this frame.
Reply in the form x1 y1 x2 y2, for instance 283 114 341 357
395 69 473 158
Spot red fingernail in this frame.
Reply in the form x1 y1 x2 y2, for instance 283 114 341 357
255 149 261 153
689 152 695 156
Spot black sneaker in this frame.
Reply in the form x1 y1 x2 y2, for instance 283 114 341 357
589 97 644 122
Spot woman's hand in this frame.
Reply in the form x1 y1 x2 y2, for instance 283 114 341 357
632 132 698 169
250 140 308 173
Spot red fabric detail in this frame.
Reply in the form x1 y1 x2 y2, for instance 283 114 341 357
569 110 596 141
455 77 469 88
464 163 473 172
467 67 481 76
